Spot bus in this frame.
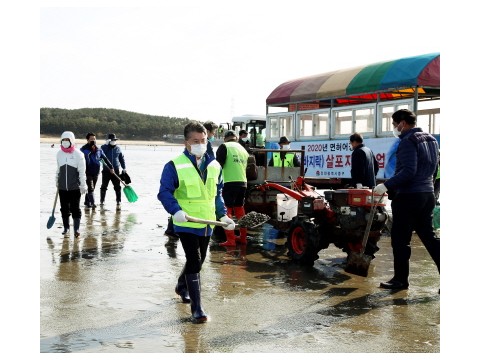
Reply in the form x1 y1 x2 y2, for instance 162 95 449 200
260 52 440 188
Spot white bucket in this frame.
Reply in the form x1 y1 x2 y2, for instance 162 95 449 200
276 194 298 221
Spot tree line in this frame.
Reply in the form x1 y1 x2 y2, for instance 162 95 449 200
40 107 199 141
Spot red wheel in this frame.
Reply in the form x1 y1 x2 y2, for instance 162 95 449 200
290 226 307 255
287 217 319 266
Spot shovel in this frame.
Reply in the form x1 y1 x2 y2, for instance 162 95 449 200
185 213 270 229
101 160 138 203
185 215 229 227
345 193 385 277
46 190 59 229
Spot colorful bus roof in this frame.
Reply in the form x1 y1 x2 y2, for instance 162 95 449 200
266 53 440 107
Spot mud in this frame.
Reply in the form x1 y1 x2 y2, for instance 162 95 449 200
40 143 440 353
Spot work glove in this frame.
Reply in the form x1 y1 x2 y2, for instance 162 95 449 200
220 215 236 230
173 210 188 223
80 185 88 195
373 183 388 195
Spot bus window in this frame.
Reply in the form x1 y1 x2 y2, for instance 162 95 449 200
298 112 329 138
333 109 353 137
355 107 375 134
299 113 313 136
313 112 329 137
280 115 294 138
417 108 440 135
269 116 280 139
379 101 413 136
268 114 294 140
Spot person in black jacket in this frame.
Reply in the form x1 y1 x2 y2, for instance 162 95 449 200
100 133 127 210
349 132 379 188
374 109 440 290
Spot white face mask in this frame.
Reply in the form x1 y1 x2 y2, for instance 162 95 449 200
282 144 291 150
61 140 71 148
109 140 116 146
190 143 207 157
392 122 403 138
392 128 402 138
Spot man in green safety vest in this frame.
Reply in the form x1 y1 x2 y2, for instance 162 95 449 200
158 121 235 323
268 136 301 167
216 130 250 247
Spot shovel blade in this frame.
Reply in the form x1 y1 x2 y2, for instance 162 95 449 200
123 185 138 203
345 252 372 277
46 215 55 229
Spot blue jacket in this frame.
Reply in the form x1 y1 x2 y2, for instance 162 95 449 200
80 144 112 176
157 148 227 236
384 128 439 194
100 143 126 172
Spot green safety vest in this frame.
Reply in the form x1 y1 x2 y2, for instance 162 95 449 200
223 142 248 183
272 153 295 167
172 154 221 228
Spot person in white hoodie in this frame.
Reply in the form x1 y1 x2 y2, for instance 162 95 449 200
56 131 87 237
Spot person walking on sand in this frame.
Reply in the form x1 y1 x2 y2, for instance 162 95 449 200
80 132 113 209
100 133 127 210
374 109 440 290
158 121 235 323
215 130 250 247
56 131 87 238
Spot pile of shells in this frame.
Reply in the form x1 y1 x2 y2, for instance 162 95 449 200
238 211 270 228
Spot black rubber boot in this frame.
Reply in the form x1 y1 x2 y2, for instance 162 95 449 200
175 274 191 304
100 189 106 205
73 218 81 238
61 217 70 235
115 189 122 204
185 273 207 323
88 192 96 208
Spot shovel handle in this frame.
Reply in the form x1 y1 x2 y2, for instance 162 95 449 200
100 159 128 187
359 193 385 253
185 215 228 227
52 189 59 215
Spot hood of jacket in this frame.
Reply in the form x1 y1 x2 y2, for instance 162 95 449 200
61 131 76 145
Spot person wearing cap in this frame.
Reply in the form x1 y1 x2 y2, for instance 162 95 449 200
268 136 301 167
158 121 235 323
100 133 127 210
56 131 87 237
80 132 113 209
238 129 251 153
215 130 250 247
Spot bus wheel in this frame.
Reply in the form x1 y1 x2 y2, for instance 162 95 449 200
287 218 319 267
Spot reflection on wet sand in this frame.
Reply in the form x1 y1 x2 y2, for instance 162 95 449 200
41 144 439 353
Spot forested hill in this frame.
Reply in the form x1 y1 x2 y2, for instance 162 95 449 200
40 108 197 140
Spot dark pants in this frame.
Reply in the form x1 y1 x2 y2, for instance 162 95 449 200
100 170 122 203
178 232 210 274
390 192 440 282
222 183 246 207
84 174 98 205
434 178 440 203
59 189 82 220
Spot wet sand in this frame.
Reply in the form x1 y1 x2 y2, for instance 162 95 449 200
39 143 441 354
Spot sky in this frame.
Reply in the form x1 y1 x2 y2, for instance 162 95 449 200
3 1 480 358
38 0 447 124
